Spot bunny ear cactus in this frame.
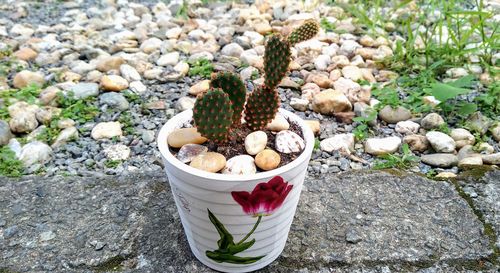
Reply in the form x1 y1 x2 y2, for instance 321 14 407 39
210 72 247 125
263 34 291 89
193 88 234 142
244 85 280 130
287 19 320 45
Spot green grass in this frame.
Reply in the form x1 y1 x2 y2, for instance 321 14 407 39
188 58 214 78
0 84 42 121
0 146 24 177
373 143 420 170
56 92 99 124
118 112 135 135
352 109 377 141
104 159 122 168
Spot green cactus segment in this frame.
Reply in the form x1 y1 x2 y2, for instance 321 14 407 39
210 72 247 124
244 86 280 130
193 88 234 142
287 19 320 45
263 35 291 89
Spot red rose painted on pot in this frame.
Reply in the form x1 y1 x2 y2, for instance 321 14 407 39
231 176 293 217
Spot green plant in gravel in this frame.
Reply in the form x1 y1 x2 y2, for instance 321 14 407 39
36 120 62 145
118 112 135 136
313 138 320 151
104 159 122 168
373 143 420 170
475 81 500 120
0 84 42 105
320 18 335 32
0 146 24 177
188 58 214 78
352 110 377 141
427 75 477 119
56 92 99 124
122 90 141 104
192 21 319 142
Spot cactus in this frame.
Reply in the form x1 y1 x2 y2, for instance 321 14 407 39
244 85 280 130
210 72 247 125
193 88 234 142
263 34 291 89
287 19 320 45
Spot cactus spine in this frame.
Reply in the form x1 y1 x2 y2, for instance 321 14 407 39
210 72 247 125
193 88 234 142
263 34 291 89
244 85 280 131
287 19 320 45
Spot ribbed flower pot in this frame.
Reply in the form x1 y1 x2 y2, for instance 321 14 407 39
157 108 314 273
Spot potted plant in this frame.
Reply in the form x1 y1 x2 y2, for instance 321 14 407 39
157 20 319 273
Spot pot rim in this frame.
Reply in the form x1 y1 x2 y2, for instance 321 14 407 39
157 108 314 182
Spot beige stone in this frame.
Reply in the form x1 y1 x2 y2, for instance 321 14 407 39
312 89 352 115
13 70 45 88
255 149 281 171
189 80 210 96
101 75 129 91
190 152 226 173
13 47 37 61
167 128 207 148
304 120 320 135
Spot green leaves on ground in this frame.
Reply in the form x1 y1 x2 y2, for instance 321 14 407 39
373 143 420 170
0 146 24 177
352 110 377 141
56 92 99 124
188 58 213 78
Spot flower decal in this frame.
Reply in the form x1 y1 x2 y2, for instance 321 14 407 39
231 176 293 217
206 176 293 264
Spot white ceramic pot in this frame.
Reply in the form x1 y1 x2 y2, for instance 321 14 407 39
157 108 314 273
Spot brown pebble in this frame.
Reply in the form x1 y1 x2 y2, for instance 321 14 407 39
255 149 281 171
190 152 226 173
167 128 207 148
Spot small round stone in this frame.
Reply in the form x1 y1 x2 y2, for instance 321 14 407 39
177 144 208 163
255 149 281 171
101 75 129 92
244 131 268 155
275 130 305 154
190 152 226 173
266 113 289 132
222 155 256 175
168 128 207 148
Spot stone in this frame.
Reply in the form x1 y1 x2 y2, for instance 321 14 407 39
176 96 196 111
39 231 56 242
101 75 129 92
157 52 180 66
491 124 500 142
51 127 78 148
99 92 129 110
450 128 475 149
13 70 45 88
39 86 61 105
129 81 147 94
91 122 123 140
244 131 268 155
104 144 131 160
221 43 244 58
421 113 445 129
222 155 257 175
140 37 162 53
177 144 208 163
320 133 355 154
166 27 182 39
364 136 401 155
266 114 289 132
13 47 37 61
341 65 363 81
0 120 14 145
378 105 412 124
477 142 494 154
353 102 376 127
174 61 189 76
359 35 375 47
435 172 457 179
70 82 99 99
312 89 352 115
19 141 53 167
334 112 355 124
395 120 420 135
314 55 331 71
119 64 141 82
9 112 38 133
190 152 226 173
290 98 309 112
275 130 305 154
482 153 500 165
167 128 207 148
403 135 429 152
189 80 210 96
96 56 125 72
35 106 60 124
346 229 362 244
255 149 281 171
308 74 332 88
466 112 491 135
304 120 320 135
458 156 483 168
421 154 458 168
426 131 456 153
301 83 321 101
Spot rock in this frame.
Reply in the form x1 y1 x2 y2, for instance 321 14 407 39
9 112 38 133
221 43 244 58
222 155 257 175
339 40 361 56
266 114 289 132
140 37 162 53
346 229 362 244
176 144 208 163
426 131 456 153
39 86 61 105
51 127 78 148
312 89 352 115
166 27 182 39
395 121 420 135
279 78 300 89
466 112 491 135
482 153 500 165
189 80 210 96
104 144 131 160
353 102 376 127
403 135 430 152
314 55 331 71
174 61 189 76
421 154 458 168
240 66 259 81
458 156 483 168
359 35 375 47
0 120 14 145
341 66 363 81
290 98 309 112
450 128 475 149
301 83 321 101
304 120 320 135
101 75 129 92
157 52 180 66
190 152 226 173
167 128 207 148
446 67 468 78
491 124 500 142
39 231 56 242
423 96 441 107
378 105 412 124
99 92 129 110
477 142 494 154
96 56 125 72
244 131 268 155
91 122 123 140
275 130 305 154
129 81 146 93
19 141 52 167
70 82 99 99
308 74 332 88
320 133 355 154
13 70 45 88
255 149 281 171
13 47 37 61
176 96 196 111
35 106 60 124
331 55 350 68
364 136 401 155
435 172 457 179
421 113 445 129
119 64 141 82
334 112 355 124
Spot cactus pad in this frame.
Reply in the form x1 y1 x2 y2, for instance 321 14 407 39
244 85 280 130
287 19 320 45
263 34 291 89
193 88 234 142
210 72 247 124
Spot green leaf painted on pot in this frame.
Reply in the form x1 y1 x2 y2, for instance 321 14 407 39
227 239 256 255
206 250 265 264
207 209 235 249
